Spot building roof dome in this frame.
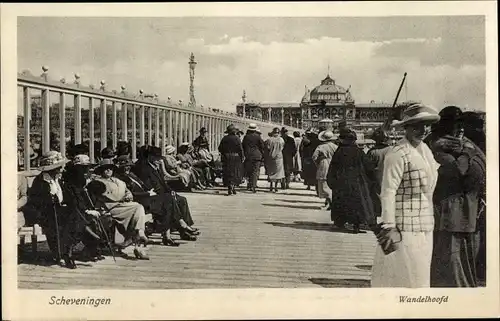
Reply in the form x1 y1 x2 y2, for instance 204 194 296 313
301 86 311 103
310 74 348 95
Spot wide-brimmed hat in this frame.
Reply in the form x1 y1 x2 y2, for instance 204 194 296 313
338 128 357 144
225 124 237 134
271 127 280 135
247 123 258 131
318 130 335 142
391 103 440 127
280 127 288 133
39 151 69 172
94 158 117 173
165 145 176 155
199 127 208 133
72 154 92 166
115 155 135 167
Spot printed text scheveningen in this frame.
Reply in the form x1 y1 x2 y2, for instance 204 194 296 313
49 296 111 307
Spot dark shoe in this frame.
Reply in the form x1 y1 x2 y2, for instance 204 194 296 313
63 255 77 269
232 188 237 195
162 236 180 247
186 228 200 236
252 188 257 193
133 248 150 260
180 232 197 241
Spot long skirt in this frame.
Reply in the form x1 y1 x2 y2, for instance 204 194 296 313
106 201 146 239
317 179 332 200
175 168 192 187
430 231 480 287
301 158 317 186
371 231 433 288
267 157 285 182
245 159 261 188
222 153 243 186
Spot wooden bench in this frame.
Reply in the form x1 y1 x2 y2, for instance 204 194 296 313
18 170 43 254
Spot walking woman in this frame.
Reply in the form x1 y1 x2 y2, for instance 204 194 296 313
428 106 486 287
264 127 285 192
300 129 320 191
218 124 244 195
312 130 338 209
327 129 377 233
371 104 440 288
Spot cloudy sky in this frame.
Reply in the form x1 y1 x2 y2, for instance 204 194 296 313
18 16 485 112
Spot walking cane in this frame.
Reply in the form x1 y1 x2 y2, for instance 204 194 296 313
51 195 63 264
84 188 117 263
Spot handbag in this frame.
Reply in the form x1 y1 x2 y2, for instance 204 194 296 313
373 223 402 255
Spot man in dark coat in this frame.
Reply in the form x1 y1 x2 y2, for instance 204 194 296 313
299 129 320 190
280 127 297 189
428 106 486 287
130 147 198 243
193 127 210 151
242 124 265 193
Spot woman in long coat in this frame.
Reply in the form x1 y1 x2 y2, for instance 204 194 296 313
162 145 192 188
428 107 486 287
25 151 78 268
87 159 149 260
327 129 377 233
312 131 338 208
177 143 207 190
218 124 244 195
264 127 285 193
300 129 320 190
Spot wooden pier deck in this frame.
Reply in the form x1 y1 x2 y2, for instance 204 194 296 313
18 178 377 289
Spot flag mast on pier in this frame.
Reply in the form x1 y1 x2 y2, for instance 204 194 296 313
188 52 197 108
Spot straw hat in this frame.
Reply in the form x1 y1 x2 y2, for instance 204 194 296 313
115 155 135 167
94 158 117 173
318 130 335 142
165 145 176 155
247 123 258 131
391 103 440 127
38 151 69 172
72 154 92 166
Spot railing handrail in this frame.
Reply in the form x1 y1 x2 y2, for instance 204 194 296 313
18 71 299 130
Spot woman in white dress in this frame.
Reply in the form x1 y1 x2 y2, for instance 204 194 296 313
371 104 440 288
264 127 285 193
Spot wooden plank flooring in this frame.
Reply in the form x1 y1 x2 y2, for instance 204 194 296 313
18 177 377 289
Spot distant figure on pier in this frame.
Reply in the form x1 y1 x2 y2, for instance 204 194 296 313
292 131 302 182
242 123 265 193
193 127 210 151
264 127 285 193
299 128 320 191
218 124 244 196
312 130 338 210
281 127 297 190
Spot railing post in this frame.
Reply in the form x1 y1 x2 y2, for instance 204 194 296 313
121 103 128 142
131 105 137 161
23 87 31 171
179 112 185 144
74 94 82 145
148 107 153 145
89 98 95 163
167 110 173 146
155 108 160 147
173 111 179 147
59 93 66 157
41 89 50 154
161 109 166 154
139 105 145 147
112 101 117 149
100 99 107 149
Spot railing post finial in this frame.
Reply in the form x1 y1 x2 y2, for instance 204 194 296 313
121 85 126 95
100 80 106 91
74 73 81 87
41 65 49 81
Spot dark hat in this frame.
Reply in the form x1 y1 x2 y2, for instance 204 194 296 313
272 127 280 135
149 146 163 158
439 106 463 123
225 124 237 134
370 128 389 143
199 127 208 133
94 158 117 174
115 155 135 167
281 127 288 133
339 128 357 144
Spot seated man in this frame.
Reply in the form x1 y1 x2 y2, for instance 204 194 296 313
115 155 198 246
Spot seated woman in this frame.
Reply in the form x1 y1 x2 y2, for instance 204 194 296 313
177 143 208 189
114 155 198 246
86 159 149 260
62 154 107 262
24 151 82 268
191 145 215 187
163 145 192 189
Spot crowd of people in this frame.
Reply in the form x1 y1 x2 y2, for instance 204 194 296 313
17 104 487 289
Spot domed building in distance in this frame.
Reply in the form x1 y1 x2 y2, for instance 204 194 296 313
236 73 415 131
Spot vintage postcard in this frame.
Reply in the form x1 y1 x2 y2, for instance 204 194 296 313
1 2 499 320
